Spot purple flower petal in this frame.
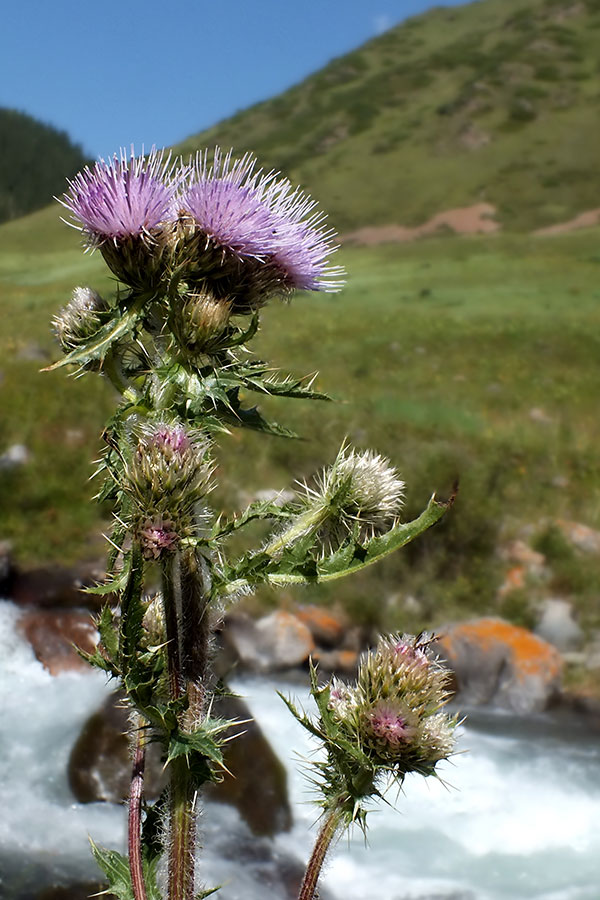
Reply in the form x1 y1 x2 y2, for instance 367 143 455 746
180 148 344 293
60 146 181 242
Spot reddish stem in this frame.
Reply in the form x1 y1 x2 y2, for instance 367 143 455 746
297 807 343 900
128 717 148 900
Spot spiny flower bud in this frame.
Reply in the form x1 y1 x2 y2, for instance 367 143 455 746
125 421 213 513
172 289 232 355
142 593 167 646
53 286 109 353
299 445 405 550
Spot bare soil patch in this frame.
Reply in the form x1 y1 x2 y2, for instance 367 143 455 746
342 202 499 245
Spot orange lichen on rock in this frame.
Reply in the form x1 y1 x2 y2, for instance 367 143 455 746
440 617 563 682
295 604 347 646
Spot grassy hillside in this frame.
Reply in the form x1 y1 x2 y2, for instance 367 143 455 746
2 205 600 635
0 108 88 225
176 0 600 233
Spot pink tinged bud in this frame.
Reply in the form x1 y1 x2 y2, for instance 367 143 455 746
149 424 191 455
393 639 429 667
139 517 179 560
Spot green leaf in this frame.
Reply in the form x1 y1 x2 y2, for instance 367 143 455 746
219 493 453 596
97 605 119 663
195 887 221 899
89 842 134 900
89 839 163 900
211 499 295 541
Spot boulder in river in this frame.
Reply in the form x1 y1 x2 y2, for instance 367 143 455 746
18 608 98 675
436 617 563 714
223 610 315 672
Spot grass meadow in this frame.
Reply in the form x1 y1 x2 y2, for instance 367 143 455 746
2 206 600 633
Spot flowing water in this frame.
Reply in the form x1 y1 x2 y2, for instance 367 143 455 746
1 599 599 900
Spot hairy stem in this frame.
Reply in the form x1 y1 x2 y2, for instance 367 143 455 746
169 756 197 900
128 715 148 900
298 806 344 900
162 549 211 900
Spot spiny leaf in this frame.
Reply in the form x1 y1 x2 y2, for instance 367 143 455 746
195 887 221 899
89 839 163 900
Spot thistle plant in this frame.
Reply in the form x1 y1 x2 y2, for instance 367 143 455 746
48 145 456 900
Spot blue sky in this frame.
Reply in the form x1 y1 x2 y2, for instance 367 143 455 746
1 0 467 160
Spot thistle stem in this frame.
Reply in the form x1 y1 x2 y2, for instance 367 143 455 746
162 550 210 900
297 806 344 900
128 715 148 900
168 756 197 900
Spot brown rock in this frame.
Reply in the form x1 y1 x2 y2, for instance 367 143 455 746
18 609 98 675
206 693 292 835
11 560 107 611
436 617 563 714
68 691 166 804
312 647 359 675
294 604 347 647
224 610 315 672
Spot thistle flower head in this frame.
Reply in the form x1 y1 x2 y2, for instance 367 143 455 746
337 633 456 773
60 147 179 244
364 700 417 750
177 148 344 309
299 445 405 549
125 421 213 513
53 286 108 352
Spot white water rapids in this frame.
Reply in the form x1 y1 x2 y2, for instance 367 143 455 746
1 599 599 900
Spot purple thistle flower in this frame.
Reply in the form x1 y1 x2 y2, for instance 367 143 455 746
179 148 344 294
60 147 180 244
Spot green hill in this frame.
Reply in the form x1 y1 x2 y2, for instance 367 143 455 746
176 0 600 233
0 108 89 225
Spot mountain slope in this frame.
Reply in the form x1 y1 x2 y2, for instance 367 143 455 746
175 0 600 232
0 108 89 225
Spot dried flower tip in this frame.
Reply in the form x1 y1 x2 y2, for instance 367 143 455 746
139 517 179 560
328 677 357 719
53 286 108 352
142 593 167 646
